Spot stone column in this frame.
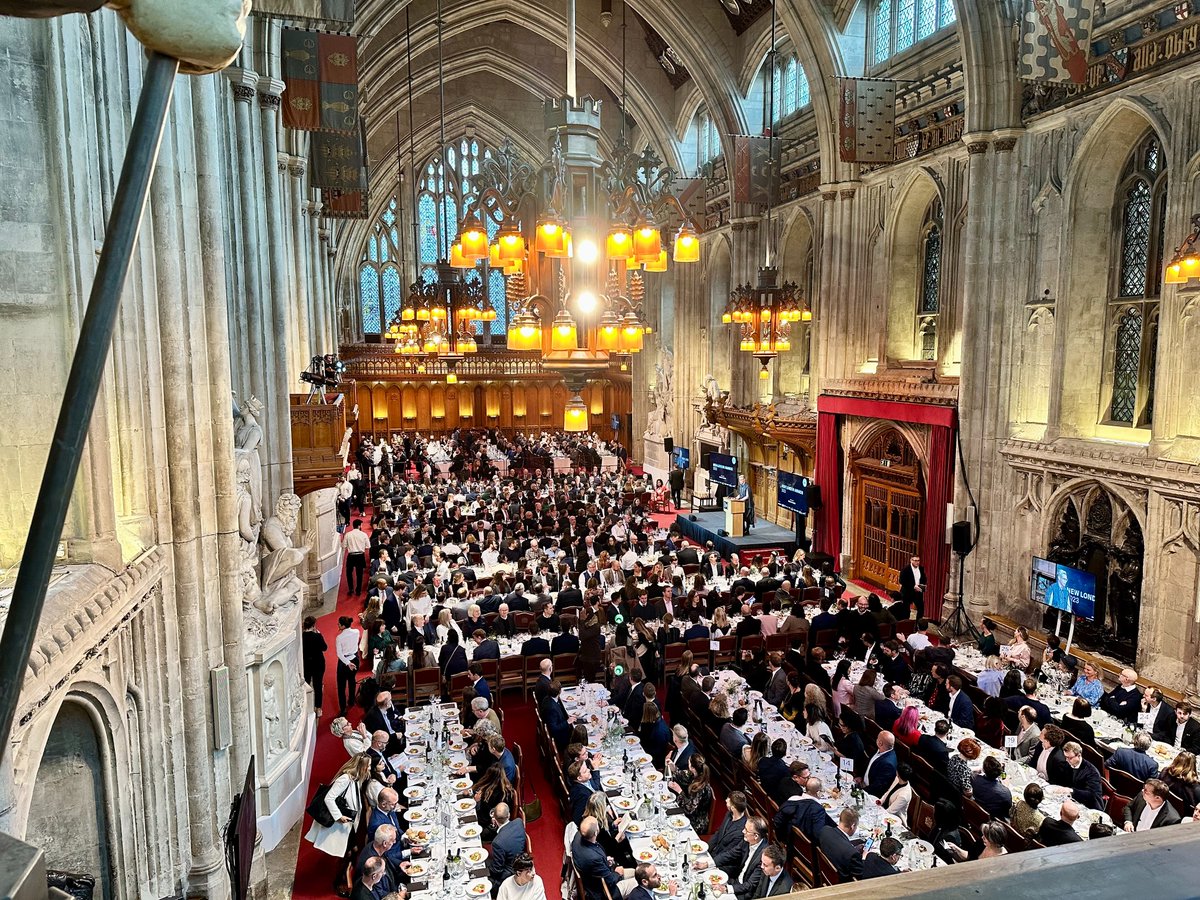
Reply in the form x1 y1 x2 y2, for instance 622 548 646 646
224 68 269 447
258 75 294 499
148 88 231 900
307 198 328 353
190 73 252 786
288 157 312 365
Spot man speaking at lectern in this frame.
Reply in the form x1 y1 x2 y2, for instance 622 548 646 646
736 474 755 530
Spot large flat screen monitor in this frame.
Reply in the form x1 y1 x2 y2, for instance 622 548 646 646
1030 556 1096 621
672 447 691 470
708 452 738 488
777 471 810 515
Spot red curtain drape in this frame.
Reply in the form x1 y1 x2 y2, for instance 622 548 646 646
814 412 841 565
921 424 956 620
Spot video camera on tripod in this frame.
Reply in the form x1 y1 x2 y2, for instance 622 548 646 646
300 354 344 404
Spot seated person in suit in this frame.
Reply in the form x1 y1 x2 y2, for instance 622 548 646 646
1122 778 1183 832
971 755 1013 819
566 759 596 826
520 625 551 658
1108 731 1161 782
488 804 528 890
551 616 581 655
572 816 633 898
757 739 791 800
818 808 864 880
1062 741 1105 809
861 836 905 879
753 845 794 897
350 856 391 900
719 707 753 758
773 774 833 842
363 691 405 756
492 602 519 638
1100 668 1143 723
1037 799 1084 846
470 629 501 661
874 682 907 731
541 679 574 749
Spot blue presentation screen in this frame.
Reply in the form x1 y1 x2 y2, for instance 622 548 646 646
777 471 810 515
672 447 691 469
1030 556 1097 621
709 452 738 487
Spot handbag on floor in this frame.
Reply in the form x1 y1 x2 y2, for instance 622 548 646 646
519 772 541 823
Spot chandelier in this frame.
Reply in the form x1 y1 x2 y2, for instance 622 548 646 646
1165 213 1200 284
722 266 810 379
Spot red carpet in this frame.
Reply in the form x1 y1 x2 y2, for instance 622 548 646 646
290 510 567 900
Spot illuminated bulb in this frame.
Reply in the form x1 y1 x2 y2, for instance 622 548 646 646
577 238 599 264
576 290 598 314
446 372 458 384
759 366 770 380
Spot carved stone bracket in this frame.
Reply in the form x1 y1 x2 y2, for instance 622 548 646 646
822 376 959 407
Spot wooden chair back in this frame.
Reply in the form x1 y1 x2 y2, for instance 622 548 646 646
412 666 442 702
816 847 841 887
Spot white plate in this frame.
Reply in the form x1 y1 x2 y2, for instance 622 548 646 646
406 862 429 878
405 746 425 756
458 823 483 840
689 839 708 854
705 870 729 887
612 797 637 811
644 772 663 783
668 815 689 829
462 847 489 866
623 735 640 746
634 847 658 863
404 786 426 800
465 878 491 896
451 778 472 791
625 820 645 834
455 798 476 813
405 763 426 777
634 755 652 766
602 776 623 788
406 808 429 823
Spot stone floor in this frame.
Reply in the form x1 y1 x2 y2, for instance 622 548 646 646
263 821 301 900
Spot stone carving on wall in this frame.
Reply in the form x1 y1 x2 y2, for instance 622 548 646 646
644 347 674 441
262 671 285 760
233 394 264 513
257 493 310 615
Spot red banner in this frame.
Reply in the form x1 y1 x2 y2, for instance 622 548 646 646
282 28 319 130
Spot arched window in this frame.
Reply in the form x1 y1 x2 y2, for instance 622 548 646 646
917 198 943 361
417 139 508 339
1106 133 1166 426
693 108 720 169
783 57 797 114
358 198 402 335
871 0 956 65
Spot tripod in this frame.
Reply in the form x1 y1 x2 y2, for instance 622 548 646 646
942 549 979 640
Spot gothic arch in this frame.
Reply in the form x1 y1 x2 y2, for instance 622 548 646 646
884 172 943 363
847 416 931 481
950 0 1021 134
1058 100 1169 437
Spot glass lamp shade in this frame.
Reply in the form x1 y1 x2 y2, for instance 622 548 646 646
536 220 565 255
401 305 415 322
673 224 700 262
564 394 588 432
721 310 732 324
802 308 813 322
596 312 621 351
489 243 502 267
642 250 668 272
497 228 526 262
508 312 542 351
430 304 447 321
758 365 771 380
617 315 644 352
393 340 403 355
633 224 662 262
606 227 633 260
449 243 473 268
550 309 578 350
458 213 489 260
1165 249 1200 284
416 304 431 322
561 231 573 259
446 371 458 384
740 336 755 352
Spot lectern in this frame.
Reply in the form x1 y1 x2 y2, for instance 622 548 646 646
724 497 746 538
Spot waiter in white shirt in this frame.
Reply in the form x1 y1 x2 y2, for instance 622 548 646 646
335 615 361 717
343 519 371 596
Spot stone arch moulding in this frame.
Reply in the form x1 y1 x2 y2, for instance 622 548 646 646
845 415 932 483
1037 476 1148 552
883 171 942 363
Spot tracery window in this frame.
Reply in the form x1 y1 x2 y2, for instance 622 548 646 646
917 198 942 361
694 108 720 167
870 0 957 65
762 53 811 128
358 198 402 335
1106 133 1166 427
417 138 507 339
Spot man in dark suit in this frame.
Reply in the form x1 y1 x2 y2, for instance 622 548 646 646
572 816 626 899
1122 779 1183 832
567 760 595 825
763 653 789 708
520 627 550 657
720 708 752 757
488 803 527 890
628 863 670 900
724 817 768 898
1062 741 1105 809
773 774 833 842
677 542 700 566
470 630 501 661
862 836 904 879
878 642 911 687
532 658 554 703
1100 668 1143 723
1171 702 1200 752
946 676 975 730
541 680 573 749
555 585 584 612
898 554 927 619
1143 689 1176 744
365 731 404 795
551 619 581 655
914 719 952 776
491 603 518 638
1037 800 1084 846
753 845 794 897
809 600 839 640
623 672 649 725
875 684 906 731
363 691 405 755
350 857 391 900
971 755 1013 818
1108 732 1161 781
863 732 898 798
758 744 793 801
1028 725 1073 787
818 808 864 880
1004 678 1053 726
704 792 749 874
734 603 762 639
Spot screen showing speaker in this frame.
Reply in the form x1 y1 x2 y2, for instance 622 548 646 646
672 447 690 469
708 452 738 487
777 471 810 515
1030 556 1096 621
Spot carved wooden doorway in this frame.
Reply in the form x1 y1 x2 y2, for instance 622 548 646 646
851 429 922 591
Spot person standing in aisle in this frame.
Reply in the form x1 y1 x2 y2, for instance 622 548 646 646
302 616 328 717
336 615 361 717
344 519 370 596
669 464 685 511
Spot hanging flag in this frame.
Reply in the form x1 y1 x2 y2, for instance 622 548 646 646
731 136 780 206
281 28 320 130
670 177 706 225
324 190 368 219
251 0 355 26
837 78 896 164
1017 0 1096 84
311 131 364 191
281 29 358 132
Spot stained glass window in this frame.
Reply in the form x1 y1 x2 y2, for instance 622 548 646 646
920 221 941 313
797 65 810 108
358 197 402 334
1110 308 1142 424
872 0 955 65
415 139 506 345
784 58 797 114
915 199 942 359
1106 132 1167 427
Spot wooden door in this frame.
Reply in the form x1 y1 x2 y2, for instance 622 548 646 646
854 478 920 589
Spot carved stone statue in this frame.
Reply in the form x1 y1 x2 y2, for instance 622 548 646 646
262 672 285 759
643 346 674 441
233 394 264 514
235 456 264 612
256 493 310 615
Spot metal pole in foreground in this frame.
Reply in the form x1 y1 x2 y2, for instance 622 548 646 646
0 52 180 752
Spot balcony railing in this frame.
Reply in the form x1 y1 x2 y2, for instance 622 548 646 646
338 344 630 381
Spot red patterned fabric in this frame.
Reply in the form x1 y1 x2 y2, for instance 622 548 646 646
814 411 841 563
922 425 956 618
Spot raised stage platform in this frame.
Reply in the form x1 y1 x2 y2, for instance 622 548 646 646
674 511 796 559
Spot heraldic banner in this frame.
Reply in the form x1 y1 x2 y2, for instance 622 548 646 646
731 136 780 206
837 78 896 164
283 29 359 133
1017 0 1097 84
252 0 354 25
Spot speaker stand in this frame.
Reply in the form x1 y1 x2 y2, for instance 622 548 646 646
943 550 979 640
